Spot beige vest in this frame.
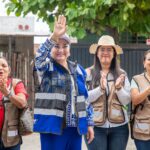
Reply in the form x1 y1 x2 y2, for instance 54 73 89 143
132 73 150 140
1 79 21 147
91 79 125 126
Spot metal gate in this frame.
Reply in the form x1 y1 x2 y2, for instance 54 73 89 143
70 44 148 81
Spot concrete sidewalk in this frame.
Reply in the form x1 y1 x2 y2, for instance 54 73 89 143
21 133 136 150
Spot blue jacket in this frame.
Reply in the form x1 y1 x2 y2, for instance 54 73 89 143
33 39 94 135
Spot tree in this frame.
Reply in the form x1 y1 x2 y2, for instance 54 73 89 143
4 0 150 39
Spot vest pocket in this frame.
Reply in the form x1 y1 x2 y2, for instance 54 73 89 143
109 100 125 123
133 116 150 135
7 120 19 143
92 100 105 125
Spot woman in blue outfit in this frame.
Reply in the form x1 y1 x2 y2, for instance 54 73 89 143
131 50 150 150
84 35 131 150
33 15 94 150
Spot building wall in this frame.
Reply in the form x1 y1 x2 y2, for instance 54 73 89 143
0 36 33 54
15 36 34 55
0 35 34 107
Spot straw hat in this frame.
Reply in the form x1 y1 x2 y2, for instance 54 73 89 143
89 35 123 55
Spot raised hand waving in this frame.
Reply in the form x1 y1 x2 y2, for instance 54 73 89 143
51 15 67 41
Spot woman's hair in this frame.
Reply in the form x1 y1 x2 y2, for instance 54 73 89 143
91 46 123 87
143 49 150 61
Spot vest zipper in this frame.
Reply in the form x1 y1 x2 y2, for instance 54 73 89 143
105 94 109 123
106 80 125 124
106 73 110 122
71 62 80 133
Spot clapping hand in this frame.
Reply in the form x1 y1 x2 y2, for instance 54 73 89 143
100 71 107 90
0 78 9 96
115 74 125 90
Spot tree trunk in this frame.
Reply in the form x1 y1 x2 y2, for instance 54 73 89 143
106 27 119 44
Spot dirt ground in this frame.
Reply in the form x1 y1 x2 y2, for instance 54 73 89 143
21 133 136 150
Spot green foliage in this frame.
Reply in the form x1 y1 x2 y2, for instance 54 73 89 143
4 0 150 39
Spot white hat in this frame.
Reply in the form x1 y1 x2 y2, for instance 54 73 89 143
59 34 71 44
89 35 123 55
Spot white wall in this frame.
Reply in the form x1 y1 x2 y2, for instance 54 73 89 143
0 1 50 44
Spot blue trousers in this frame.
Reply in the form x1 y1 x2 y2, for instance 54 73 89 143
134 139 150 150
40 127 82 150
85 124 129 150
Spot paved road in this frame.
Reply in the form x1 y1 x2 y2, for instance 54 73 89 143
21 133 136 150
